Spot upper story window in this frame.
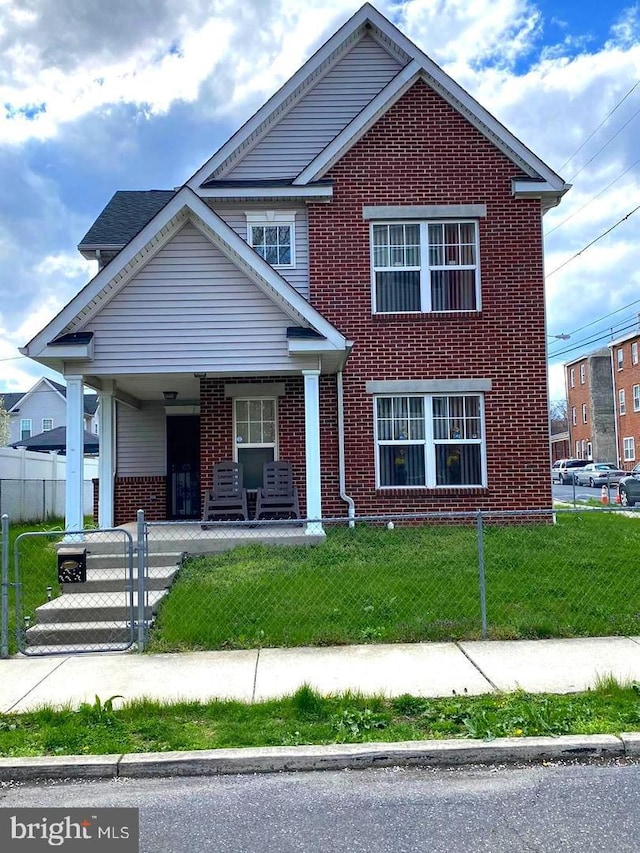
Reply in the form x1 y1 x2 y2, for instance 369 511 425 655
634 384 640 412
580 364 586 384
571 406 576 426
617 348 624 370
633 342 639 365
569 368 575 388
42 418 53 432
620 389 626 415
246 211 295 268
371 221 479 314
20 419 32 440
582 403 587 424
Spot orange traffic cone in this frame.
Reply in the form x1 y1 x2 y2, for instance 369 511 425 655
601 485 609 505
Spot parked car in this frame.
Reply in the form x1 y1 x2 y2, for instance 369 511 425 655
616 464 640 506
572 463 626 488
551 459 588 484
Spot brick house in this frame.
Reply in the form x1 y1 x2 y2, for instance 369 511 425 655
21 3 568 531
609 332 640 468
565 349 616 463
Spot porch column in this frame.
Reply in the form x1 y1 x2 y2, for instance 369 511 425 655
65 374 84 535
98 382 115 528
303 369 323 534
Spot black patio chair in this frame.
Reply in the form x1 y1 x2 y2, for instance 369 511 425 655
202 460 249 525
254 461 300 520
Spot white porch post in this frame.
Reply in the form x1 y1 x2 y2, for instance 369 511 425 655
98 382 115 528
303 369 323 534
65 374 84 534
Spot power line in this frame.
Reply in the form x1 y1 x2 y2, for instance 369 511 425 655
545 203 640 278
548 319 639 360
567 103 640 183
559 80 640 172
549 299 640 342
544 158 640 237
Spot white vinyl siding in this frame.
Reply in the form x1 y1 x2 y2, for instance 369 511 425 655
82 224 311 375
116 403 165 476
220 35 404 180
213 206 309 298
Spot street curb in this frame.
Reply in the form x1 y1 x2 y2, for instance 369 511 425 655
0 734 628 782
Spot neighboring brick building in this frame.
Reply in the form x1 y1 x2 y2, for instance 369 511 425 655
22 3 569 529
565 349 616 463
609 332 640 468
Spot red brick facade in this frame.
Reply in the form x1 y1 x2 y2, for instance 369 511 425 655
113 476 167 527
612 335 640 468
566 358 592 459
307 80 550 513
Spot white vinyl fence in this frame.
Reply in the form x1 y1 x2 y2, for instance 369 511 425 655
0 447 98 522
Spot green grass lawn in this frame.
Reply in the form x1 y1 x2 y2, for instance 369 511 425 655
148 511 640 652
2 679 640 757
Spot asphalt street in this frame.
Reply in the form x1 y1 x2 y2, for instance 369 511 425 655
2 761 639 852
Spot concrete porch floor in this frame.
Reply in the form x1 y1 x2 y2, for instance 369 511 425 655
117 520 326 555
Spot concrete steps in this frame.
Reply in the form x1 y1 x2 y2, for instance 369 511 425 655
23 548 183 651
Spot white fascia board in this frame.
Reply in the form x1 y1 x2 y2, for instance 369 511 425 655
35 341 94 361
288 339 341 355
184 194 347 349
22 191 195 357
197 186 333 200
295 60 421 185
513 180 571 210
185 5 379 189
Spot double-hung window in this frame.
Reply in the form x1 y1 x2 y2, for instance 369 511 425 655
620 389 626 415
42 418 53 432
624 437 635 462
372 221 479 313
234 398 277 490
20 419 31 440
634 385 640 412
375 394 484 488
246 212 295 268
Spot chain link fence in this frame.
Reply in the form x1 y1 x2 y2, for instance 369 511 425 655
2 506 640 657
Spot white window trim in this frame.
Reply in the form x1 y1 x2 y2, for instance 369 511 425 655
575 440 580 458
617 348 624 370
633 342 639 365
20 418 32 439
233 396 279 463
580 364 585 384
370 220 481 314
571 406 576 426
624 436 635 462
245 211 296 269
633 385 640 413
582 403 587 424
587 441 592 460
42 418 53 432
569 368 575 388
373 393 486 489
619 389 626 415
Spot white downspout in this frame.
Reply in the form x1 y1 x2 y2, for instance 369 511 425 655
337 371 355 524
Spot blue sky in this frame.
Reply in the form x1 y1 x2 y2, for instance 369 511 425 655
0 0 639 405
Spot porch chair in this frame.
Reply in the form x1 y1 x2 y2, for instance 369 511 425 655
254 460 300 520
202 460 249 525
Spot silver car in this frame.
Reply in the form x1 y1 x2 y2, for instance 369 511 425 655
573 462 626 488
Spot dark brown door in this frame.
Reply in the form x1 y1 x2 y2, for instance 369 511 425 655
166 415 200 519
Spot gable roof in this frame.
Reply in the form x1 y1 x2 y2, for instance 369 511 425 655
0 392 23 411
1 378 99 416
186 3 568 208
78 190 176 256
22 187 349 365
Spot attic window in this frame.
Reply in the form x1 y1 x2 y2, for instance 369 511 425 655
246 211 295 269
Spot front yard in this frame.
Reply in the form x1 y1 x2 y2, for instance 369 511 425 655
147 511 640 651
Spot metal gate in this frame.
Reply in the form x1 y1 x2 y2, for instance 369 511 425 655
3 521 143 656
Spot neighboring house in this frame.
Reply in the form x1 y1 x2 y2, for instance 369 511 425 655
1 378 99 447
609 331 640 468
565 350 616 464
20 3 569 531
9 426 99 456
550 432 570 463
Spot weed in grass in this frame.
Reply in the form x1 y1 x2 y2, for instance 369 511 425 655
77 695 124 726
332 708 388 741
291 684 328 720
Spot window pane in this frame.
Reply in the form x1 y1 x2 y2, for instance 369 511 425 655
435 444 482 486
249 423 262 443
376 271 420 312
238 447 275 490
379 444 425 486
265 245 278 264
279 246 291 265
278 226 290 245
236 400 248 421
262 399 275 421
431 269 476 310
249 400 261 421
251 226 264 243
265 226 277 243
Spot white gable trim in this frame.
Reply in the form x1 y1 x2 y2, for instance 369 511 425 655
186 2 567 199
294 60 421 185
185 5 389 189
8 378 67 413
22 188 347 358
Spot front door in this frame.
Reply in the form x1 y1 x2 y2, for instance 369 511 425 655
166 415 200 519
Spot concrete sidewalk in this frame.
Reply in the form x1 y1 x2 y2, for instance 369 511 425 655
3 636 640 713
